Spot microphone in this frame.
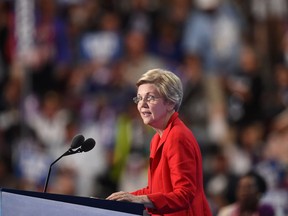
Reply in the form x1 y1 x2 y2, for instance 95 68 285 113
70 134 85 149
62 137 96 157
43 135 96 193
81 138 96 152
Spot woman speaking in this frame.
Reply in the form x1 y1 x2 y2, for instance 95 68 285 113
107 68 212 216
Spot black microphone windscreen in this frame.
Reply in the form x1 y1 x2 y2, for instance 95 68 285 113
70 134 85 149
81 138 96 152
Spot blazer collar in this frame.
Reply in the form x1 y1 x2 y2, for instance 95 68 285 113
154 112 179 154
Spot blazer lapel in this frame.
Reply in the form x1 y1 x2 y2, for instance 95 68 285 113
149 112 179 166
149 112 179 192
154 112 178 154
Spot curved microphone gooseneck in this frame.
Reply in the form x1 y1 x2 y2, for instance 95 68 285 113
43 135 96 193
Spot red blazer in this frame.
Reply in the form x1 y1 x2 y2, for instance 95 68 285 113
131 112 212 216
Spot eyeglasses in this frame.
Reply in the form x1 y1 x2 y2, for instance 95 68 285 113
133 95 162 104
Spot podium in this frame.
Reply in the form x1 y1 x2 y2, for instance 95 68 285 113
0 188 145 216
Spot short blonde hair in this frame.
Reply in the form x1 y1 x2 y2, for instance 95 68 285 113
136 68 183 111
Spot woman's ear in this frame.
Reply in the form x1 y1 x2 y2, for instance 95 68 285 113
166 101 176 112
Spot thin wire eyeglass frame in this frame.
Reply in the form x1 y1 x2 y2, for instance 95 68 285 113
133 95 162 104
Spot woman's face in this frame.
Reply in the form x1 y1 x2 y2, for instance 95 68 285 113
136 83 174 130
236 176 260 207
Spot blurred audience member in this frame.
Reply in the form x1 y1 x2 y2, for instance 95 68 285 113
178 54 210 144
204 145 238 215
13 128 52 192
149 0 192 67
117 30 164 86
25 91 70 156
224 45 264 127
275 31 288 67
182 0 245 75
48 167 77 195
263 64 288 122
0 1 12 88
217 170 275 216
120 0 158 34
0 153 17 189
27 0 71 96
0 77 22 170
223 121 265 178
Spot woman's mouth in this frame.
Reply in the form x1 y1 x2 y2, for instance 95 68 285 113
141 111 151 117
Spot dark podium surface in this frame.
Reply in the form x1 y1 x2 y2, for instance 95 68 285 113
0 188 145 216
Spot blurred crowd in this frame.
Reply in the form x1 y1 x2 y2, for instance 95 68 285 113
0 0 288 215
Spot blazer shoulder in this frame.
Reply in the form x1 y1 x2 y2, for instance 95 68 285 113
170 118 193 136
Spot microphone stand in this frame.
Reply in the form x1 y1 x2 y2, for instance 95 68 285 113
43 148 83 193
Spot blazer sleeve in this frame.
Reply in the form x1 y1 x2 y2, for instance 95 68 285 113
130 186 150 196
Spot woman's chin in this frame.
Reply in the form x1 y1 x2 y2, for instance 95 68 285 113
141 118 152 126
